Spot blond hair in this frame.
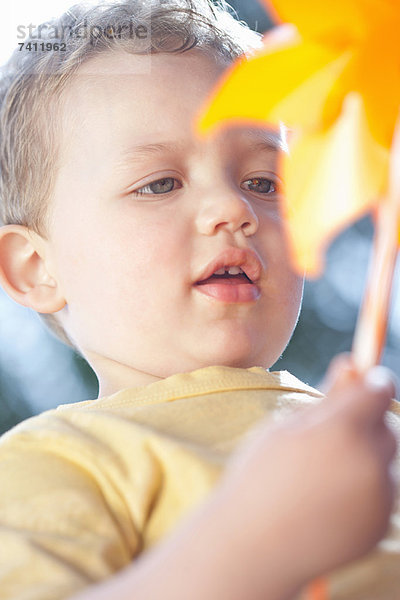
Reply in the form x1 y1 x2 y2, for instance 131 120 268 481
0 0 262 348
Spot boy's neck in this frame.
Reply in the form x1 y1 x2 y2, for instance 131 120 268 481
86 351 164 398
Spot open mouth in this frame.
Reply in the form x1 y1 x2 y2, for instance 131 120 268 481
194 267 260 302
196 272 253 285
196 266 253 286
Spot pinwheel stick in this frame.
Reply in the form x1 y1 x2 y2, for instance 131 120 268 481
352 113 400 372
305 115 400 600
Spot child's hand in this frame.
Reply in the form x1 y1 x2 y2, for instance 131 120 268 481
219 354 398 593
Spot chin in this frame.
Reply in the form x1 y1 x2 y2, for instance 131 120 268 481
221 353 272 369
205 341 283 371
188 322 283 370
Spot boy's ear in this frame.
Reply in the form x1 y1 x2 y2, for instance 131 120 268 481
0 224 66 313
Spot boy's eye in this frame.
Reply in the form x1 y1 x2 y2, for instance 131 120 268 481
132 177 181 196
241 177 278 195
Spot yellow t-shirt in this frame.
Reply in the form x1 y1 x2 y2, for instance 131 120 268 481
0 365 399 600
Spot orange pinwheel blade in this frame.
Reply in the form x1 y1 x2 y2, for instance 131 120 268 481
347 46 400 149
261 0 396 44
282 93 389 276
197 39 351 137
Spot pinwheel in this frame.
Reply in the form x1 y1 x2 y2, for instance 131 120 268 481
197 1 400 598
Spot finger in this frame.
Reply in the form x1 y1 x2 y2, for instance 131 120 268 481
343 366 398 426
318 353 359 395
363 367 398 413
320 365 397 429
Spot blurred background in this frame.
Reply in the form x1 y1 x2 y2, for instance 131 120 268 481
0 0 399 434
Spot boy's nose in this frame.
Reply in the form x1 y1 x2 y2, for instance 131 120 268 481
194 185 259 237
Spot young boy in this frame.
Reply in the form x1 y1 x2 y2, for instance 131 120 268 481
0 1 398 599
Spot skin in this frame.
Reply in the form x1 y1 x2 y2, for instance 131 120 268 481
1 49 303 396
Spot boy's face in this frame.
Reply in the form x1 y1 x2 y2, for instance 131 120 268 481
47 49 304 393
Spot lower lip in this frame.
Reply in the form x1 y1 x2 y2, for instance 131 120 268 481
194 281 261 303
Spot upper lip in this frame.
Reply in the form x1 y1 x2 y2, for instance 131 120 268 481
194 247 263 284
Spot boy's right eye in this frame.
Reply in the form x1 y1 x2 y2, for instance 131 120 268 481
131 177 182 196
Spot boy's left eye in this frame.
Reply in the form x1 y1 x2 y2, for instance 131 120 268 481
132 177 182 196
241 177 278 195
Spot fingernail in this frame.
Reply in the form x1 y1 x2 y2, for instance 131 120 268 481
365 366 397 397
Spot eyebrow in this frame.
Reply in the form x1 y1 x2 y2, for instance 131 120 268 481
240 128 288 152
116 130 286 168
248 139 282 153
116 141 187 168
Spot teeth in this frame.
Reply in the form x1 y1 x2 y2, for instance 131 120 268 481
227 266 243 275
213 266 244 275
